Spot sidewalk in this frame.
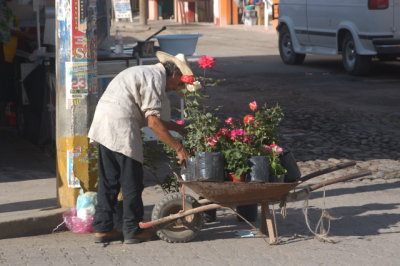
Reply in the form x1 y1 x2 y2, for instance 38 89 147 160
0 127 168 239
0 128 65 239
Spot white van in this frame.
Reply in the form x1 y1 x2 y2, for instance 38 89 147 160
276 0 400 75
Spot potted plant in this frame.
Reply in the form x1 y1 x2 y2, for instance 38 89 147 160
180 55 225 181
243 101 285 182
264 144 287 182
215 118 251 182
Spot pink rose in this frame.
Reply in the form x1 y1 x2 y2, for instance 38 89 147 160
198 55 216 69
270 144 283 154
176 120 185 125
237 129 245 136
225 117 233 125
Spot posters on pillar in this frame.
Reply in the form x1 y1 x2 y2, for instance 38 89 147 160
67 149 81 188
65 0 97 109
71 0 87 61
113 0 133 21
65 62 97 108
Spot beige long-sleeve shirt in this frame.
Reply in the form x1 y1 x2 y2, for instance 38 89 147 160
88 63 170 163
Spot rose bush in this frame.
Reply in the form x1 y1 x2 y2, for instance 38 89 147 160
162 55 287 182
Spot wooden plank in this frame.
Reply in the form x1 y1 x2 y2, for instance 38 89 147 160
265 202 276 244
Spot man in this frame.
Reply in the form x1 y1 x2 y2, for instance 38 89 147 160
88 51 191 244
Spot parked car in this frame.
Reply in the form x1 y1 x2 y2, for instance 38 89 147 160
276 0 400 75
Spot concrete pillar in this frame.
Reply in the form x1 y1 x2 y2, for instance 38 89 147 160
140 0 148 25
56 0 98 207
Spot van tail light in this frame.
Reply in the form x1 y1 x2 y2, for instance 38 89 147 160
368 0 389 9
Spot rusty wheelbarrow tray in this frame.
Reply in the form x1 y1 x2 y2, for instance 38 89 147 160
140 161 371 244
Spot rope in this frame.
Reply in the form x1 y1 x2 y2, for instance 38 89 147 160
302 185 342 243
280 200 287 218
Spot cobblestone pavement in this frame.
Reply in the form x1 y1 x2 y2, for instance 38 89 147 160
1 20 400 265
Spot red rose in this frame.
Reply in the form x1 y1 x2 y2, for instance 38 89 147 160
243 114 255 124
181 75 195 84
249 101 257 111
206 136 218 146
198 55 216 69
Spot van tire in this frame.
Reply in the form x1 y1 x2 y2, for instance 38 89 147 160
279 25 306 65
342 33 371 75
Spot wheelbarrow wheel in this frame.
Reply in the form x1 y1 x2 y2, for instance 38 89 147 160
151 192 204 243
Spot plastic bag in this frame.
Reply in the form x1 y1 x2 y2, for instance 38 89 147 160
63 208 94 233
63 192 97 233
76 191 97 220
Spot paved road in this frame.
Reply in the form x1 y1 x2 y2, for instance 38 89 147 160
1 20 400 265
1 179 399 265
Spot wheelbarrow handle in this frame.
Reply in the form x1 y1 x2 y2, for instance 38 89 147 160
139 203 222 229
286 170 372 202
298 161 357 183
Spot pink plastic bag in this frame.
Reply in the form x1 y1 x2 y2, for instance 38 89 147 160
63 208 94 234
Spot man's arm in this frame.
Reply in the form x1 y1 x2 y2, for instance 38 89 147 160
162 120 185 136
147 115 190 165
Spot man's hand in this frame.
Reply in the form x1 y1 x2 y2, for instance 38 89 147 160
176 146 190 166
147 116 190 165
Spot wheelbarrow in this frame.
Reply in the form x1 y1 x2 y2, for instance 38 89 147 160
139 161 371 244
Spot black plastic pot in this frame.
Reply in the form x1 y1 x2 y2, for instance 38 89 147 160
236 204 258 222
199 196 217 223
269 175 285 183
181 157 196 181
195 152 224 181
280 150 301 183
246 156 269 182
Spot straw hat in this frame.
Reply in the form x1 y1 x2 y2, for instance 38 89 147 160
156 51 193 76
156 51 193 97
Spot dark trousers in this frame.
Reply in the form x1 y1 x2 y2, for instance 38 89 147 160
93 144 144 237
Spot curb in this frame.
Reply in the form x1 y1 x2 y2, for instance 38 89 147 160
0 207 69 240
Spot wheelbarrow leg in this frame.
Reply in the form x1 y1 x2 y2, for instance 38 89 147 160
261 202 276 244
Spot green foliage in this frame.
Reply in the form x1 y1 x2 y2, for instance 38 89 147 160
217 103 285 178
157 140 182 193
222 147 250 177
181 79 223 155
254 103 284 147
159 173 181 193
